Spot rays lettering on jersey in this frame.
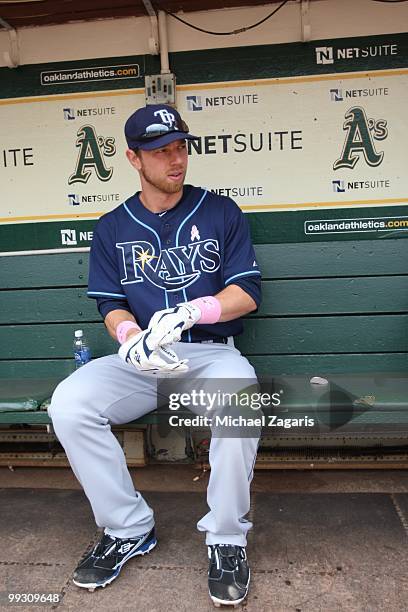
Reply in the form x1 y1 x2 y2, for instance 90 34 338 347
116 239 220 291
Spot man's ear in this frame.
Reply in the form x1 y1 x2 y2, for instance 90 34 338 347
126 148 142 170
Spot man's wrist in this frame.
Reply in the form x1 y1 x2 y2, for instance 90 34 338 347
188 296 221 324
116 320 141 344
126 328 142 342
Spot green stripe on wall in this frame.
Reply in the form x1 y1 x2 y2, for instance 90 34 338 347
1 205 408 254
0 33 407 99
247 205 408 244
0 55 150 99
171 33 408 85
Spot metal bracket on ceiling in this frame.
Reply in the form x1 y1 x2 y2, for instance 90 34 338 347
0 17 20 68
300 0 311 42
144 8 175 104
142 0 159 54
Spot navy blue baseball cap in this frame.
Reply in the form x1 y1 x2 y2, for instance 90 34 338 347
125 104 198 151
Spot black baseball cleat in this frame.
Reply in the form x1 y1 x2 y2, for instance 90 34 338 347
208 544 250 607
73 527 157 591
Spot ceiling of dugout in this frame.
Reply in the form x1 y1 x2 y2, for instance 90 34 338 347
0 0 304 29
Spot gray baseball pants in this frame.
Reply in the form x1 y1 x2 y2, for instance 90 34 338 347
48 340 260 546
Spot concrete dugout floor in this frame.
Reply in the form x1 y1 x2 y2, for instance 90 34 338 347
0 466 407 612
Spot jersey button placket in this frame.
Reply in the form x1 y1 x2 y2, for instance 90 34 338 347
161 223 179 306
161 222 172 245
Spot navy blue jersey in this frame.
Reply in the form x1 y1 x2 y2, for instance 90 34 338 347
88 185 261 342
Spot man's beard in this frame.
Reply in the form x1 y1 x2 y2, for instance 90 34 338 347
140 164 185 194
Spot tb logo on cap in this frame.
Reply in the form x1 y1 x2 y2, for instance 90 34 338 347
154 109 176 127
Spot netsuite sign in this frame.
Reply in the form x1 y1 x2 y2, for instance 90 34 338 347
187 130 303 155
315 43 398 65
186 94 259 111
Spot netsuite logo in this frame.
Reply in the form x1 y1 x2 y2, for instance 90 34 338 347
330 88 389 101
60 228 93 246
332 179 390 192
63 108 75 120
316 43 398 65
330 89 343 102
186 96 203 111
316 46 334 64
332 180 345 193
67 193 120 205
61 229 77 245
186 93 258 112
68 194 80 206
63 107 116 120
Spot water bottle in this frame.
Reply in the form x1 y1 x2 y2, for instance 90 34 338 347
73 329 91 368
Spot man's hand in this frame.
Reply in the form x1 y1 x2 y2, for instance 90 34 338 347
118 328 188 373
147 303 201 346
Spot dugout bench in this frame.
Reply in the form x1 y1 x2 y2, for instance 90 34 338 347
0 238 408 464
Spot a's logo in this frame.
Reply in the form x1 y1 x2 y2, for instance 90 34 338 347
191 225 200 241
153 108 176 127
116 239 221 291
68 125 116 185
186 95 203 112
63 108 75 120
332 180 345 193
68 194 80 206
330 89 343 102
316 46 334 64
61 229 77 245
334 107 388 171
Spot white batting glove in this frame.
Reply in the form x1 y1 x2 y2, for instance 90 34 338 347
147 303 201 347
118 329 189 374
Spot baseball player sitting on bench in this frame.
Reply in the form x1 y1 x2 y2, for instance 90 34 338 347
48 104 262 607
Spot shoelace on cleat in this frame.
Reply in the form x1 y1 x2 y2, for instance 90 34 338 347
211 545 246 571
85 535 129 561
